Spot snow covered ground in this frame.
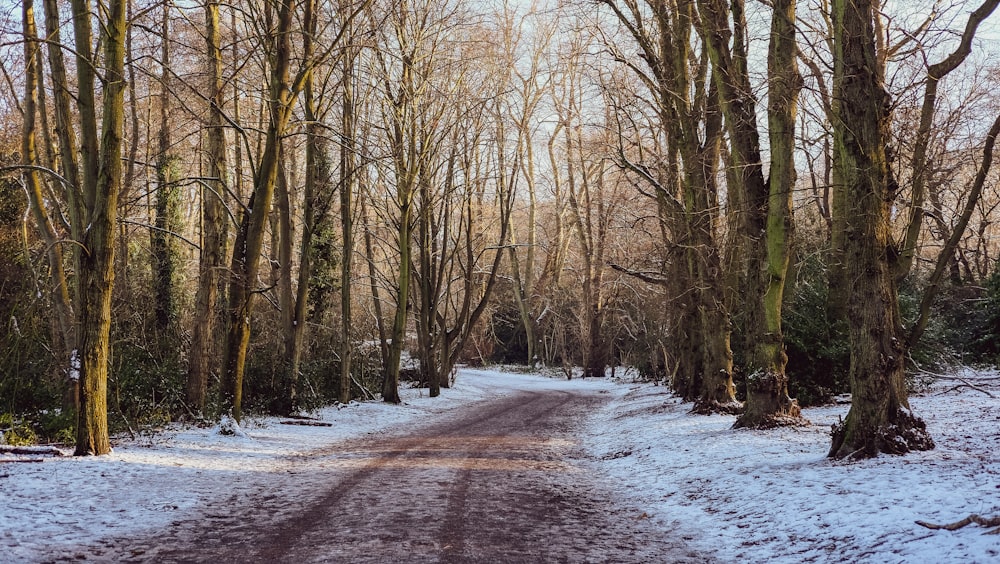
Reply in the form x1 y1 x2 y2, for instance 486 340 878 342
2 367 998 562
583 367 1000 563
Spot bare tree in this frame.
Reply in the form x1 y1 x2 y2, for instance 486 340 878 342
598 0 738 413
73 0 129 455
187 0 229 414
697 0 804 427
21 0 77 409
221 0 300 421
827 0 934 459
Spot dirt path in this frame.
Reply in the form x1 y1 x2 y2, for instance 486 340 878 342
94 387 702 563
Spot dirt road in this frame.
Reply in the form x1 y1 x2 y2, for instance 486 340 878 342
98 387 701 563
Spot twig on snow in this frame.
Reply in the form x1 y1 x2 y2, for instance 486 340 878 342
916 514 1000 535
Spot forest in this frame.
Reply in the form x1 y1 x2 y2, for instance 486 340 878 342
2 0 1000 460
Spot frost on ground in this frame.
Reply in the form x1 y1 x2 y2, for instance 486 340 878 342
2 367 998 563
583 367 1000 563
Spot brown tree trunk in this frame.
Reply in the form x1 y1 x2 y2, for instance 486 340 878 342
276 150 297 414
337 31 357 405
75 0 127 456
828 0 934 459
187 0 228 414
22 0 77 404
698 0 804 427
221 0 298 422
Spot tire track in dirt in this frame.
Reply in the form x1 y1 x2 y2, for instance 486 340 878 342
88 386 705 563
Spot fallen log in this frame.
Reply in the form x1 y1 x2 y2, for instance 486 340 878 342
278 420 333 427
0 445 66 456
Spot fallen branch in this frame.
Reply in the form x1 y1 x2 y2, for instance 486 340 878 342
936 381 996 398
351 375 376 401
278 420 333 427
916 514 1000 535
282 414 321 421
0 445 65 456
908 356 1000 382
0 458 46 463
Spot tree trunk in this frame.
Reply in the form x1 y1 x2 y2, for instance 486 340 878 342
337 39 356 405
383 200 410 404
22 0 77 405
276 151 297 414
187 0 228 414
716 0 803 428
828 0 934 459
151 1 180 337
70 0 99 210
75 0 127 456
221 0 297 422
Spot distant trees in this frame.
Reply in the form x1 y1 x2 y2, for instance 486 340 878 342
4 0 1000 458
597 0 738 412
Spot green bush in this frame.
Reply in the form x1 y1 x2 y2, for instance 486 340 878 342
783 252 850 405
965 264 1000 365
0 413 38 446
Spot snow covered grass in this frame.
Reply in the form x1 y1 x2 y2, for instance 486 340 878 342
583 367 1000 563
2 366 997 562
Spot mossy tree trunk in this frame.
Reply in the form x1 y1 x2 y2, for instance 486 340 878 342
221 0 298 422
21 0 78 412
73 0 127 456
699 0 803 427
42 0 87 413
828 0 934 459
22 0 77 399
741 0 803 427
151 1 181 339
599 0 738 412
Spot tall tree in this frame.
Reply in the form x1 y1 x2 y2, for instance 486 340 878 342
827 0 934 459
150 1 181 336
221 0 299 421
697 0 804 427
21 0 77 403
370 0 451 403
337 26 359 405
73 0 129 455
599 0 738 413
188 0 229 413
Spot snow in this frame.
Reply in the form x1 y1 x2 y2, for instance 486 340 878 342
583 367 1000 563
69 349 80 381
1 367 998 562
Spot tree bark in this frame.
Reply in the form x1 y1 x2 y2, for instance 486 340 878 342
75 0 127 456
187 0 228 414
698 0 804 427
151 1 181 337
221 0 298 422
828 0 934 459
22 0 77 402
337 31 357 405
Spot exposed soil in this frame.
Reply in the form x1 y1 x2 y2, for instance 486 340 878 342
79 388 703 563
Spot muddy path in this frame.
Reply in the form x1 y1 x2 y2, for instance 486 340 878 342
88 387 703 563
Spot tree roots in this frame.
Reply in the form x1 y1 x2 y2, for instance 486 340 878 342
690 399 743 416
829 408 935 459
